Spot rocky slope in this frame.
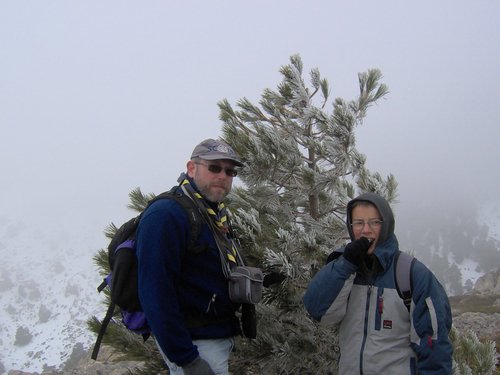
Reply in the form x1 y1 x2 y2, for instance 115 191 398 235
449 268 500 349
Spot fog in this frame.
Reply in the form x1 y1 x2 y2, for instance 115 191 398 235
1 1 499 252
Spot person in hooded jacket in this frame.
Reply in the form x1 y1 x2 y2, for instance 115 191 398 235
303 192 453 374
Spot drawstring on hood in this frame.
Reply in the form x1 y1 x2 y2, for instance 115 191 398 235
346 192 395 245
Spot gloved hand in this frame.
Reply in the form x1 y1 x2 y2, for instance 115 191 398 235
342 237 371 266
183 356 215 375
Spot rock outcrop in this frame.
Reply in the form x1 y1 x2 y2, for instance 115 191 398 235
474 268 500 295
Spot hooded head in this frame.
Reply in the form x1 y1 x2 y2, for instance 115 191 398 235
346 192 395 245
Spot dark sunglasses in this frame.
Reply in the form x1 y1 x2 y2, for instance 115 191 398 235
195 161 238 177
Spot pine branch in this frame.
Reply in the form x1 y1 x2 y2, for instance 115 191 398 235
127 187 155 212
451 326 498 375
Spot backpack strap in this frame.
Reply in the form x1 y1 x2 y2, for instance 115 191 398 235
152 186 204 253
91 301 115 360
394 250 415 312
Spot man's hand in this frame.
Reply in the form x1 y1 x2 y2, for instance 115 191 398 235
183 356 215 375
342 237 371 266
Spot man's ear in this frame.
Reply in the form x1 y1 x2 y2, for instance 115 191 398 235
186 159 196 178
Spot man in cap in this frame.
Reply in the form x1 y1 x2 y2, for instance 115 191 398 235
136 139 245 375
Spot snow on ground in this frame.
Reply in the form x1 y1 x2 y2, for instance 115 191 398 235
0 216 104 373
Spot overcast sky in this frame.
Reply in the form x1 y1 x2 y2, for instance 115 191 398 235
1 0 499 249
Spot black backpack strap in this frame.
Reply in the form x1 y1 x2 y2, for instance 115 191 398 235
91 301 116 360
152 186 204 253
97 278 107 293
394 250 415 312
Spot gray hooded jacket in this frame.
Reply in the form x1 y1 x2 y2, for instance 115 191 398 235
304 193 453 375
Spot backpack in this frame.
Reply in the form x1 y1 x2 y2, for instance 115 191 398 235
326 248 415 312
91 186 204 360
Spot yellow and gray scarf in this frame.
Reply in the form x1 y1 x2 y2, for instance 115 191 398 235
178 174 243 277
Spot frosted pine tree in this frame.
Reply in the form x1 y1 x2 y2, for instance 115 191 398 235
87 55 394 375
87 55 498 374
220 54 396 374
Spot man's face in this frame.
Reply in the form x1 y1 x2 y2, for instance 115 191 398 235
187 159 237 203
351 204 382 255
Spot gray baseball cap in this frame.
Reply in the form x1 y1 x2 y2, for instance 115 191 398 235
191 138 244 167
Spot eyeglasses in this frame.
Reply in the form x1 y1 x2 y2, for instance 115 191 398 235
351 219 383 230
195 161 238 177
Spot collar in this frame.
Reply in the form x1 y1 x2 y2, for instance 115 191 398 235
371 234 399 272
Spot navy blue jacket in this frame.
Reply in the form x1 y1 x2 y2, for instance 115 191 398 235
136 193 239 366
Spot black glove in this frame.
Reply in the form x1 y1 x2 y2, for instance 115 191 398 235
342 237 371 267
183 356 215 375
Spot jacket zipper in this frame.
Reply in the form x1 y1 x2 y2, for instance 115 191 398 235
359 285 372 375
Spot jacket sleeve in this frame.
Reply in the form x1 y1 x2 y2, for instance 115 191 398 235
303 253 358 325
136 199 198 367
409 260 453 374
